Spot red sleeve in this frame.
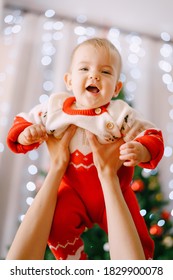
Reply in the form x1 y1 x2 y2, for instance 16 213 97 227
6 116 40 154
135 129 164 169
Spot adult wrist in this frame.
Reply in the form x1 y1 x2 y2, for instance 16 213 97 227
49 163 67 178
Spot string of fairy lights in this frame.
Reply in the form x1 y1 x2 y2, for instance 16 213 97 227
159 33 173 211
0 7 173 225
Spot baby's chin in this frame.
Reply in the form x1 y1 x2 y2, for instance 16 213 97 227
77 100 106 110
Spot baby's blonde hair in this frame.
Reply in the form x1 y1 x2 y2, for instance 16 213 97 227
71 37 122 76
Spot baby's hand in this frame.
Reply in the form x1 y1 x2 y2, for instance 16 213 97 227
17 124 48 145
119 140 151 167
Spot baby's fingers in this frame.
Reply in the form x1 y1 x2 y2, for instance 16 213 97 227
24 125 47 143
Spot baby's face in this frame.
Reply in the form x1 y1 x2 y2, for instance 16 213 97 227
65 44 121 109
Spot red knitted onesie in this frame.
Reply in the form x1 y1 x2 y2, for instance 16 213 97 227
7 93 164 260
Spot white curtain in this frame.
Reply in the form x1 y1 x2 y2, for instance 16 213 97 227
0 6 172 258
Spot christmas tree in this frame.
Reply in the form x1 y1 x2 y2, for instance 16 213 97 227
131 166 173 260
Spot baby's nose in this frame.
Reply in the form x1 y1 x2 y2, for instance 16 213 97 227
89 72 100 81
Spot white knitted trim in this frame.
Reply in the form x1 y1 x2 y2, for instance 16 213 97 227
69 162 94 169
66 245 84 260
49 237 79 250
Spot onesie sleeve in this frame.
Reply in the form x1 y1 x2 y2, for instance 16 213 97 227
6 116 40 153
6 93 68 154
112 101 164 169
135 129 164 169
6 101 48 154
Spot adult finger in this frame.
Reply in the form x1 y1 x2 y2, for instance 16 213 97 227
61 125 77 145
85 130 101 152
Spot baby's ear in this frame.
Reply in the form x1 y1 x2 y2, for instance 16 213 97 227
64 72 72 90
113 81 123 97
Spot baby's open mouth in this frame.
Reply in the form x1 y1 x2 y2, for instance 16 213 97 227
86 85 100 93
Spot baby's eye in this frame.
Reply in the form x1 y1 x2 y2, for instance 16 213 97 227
80 67 88 71
102 70 111 74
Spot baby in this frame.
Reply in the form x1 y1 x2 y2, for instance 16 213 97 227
7 37 164 260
